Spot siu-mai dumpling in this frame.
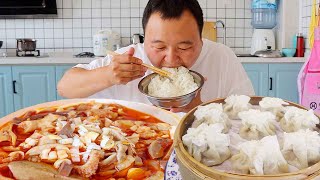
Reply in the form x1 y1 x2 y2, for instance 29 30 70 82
238 109 276 140
280 106 319 132
231 136 289 175
182 123 231 166
192 103 231 133
281 129 320 169
223 95 251 119
259 97 289 121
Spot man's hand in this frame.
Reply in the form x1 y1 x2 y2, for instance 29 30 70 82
106 47 147 85
170 89 203 113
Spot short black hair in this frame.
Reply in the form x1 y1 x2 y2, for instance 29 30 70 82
142 0 204 37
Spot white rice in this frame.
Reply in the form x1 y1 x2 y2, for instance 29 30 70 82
147 66 199 97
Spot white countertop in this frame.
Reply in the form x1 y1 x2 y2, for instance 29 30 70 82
237 57 306 63
0 56 306 65
0 56 98 65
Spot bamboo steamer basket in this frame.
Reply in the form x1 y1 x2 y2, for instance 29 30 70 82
174 96 320 180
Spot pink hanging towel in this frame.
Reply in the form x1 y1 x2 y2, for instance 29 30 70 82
298 27 320 114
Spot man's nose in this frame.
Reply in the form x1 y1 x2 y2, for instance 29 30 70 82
165 49 180 66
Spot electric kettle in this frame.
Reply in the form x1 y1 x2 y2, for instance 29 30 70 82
93 29 121 57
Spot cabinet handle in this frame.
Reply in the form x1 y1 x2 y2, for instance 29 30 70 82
269 77 273 90
13 80 17 94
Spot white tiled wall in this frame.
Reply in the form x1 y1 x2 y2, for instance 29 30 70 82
299 0 320 51
0 0 253 55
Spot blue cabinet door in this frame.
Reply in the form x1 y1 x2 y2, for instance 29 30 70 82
268 63 303 103
56 65 74 100
242 63 269 96
0 66 14 117
12 66 56 110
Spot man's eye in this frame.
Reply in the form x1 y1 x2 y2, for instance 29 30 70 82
178 47 191 50
155 47 165 50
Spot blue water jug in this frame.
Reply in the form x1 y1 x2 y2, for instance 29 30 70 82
251 0 278 29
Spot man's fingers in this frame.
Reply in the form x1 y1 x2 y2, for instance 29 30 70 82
117 75 143 85
118 71 145 78
116 56 143 64
125 47 135 56
118 64 146 72
111 48 142 65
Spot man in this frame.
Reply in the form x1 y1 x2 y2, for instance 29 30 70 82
58 0 254 112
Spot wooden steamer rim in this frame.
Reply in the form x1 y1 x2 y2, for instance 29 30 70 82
174 96 320 180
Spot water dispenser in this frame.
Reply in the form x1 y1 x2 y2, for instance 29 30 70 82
250 0 278 55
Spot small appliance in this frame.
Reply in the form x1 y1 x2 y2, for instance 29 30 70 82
131 34 144 44
250 29 275 55
93 29 121 57
250 0 278 56
16 39 40 57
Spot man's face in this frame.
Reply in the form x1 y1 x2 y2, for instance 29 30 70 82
144 10 203 68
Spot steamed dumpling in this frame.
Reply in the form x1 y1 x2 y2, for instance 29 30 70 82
280 106 319 132
231 136 289 175
223 95 251 119
182 123 231 166
192 103 231 133
259 97 289 121
281 129 320 169
238 109 276 140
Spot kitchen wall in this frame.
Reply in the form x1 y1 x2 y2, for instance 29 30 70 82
0 0 253 55
277 0 299 50
299 0 320 54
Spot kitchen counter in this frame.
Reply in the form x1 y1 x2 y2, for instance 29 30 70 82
0 56 98 65
238 57 306 63
0 56 306 65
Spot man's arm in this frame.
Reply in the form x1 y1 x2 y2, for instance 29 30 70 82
57 66 113 98
57 47 147 98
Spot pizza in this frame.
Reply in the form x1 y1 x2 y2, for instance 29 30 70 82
0 101 175 180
